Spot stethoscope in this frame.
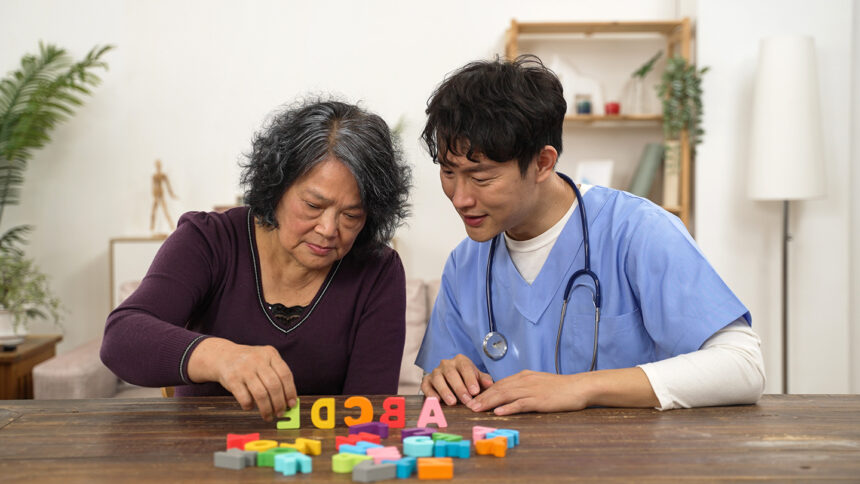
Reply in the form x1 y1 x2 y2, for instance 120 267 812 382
482 173 601 374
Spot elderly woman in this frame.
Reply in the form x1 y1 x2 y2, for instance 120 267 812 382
101 100 411 421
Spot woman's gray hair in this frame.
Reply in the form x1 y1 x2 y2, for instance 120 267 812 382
241 99 411 256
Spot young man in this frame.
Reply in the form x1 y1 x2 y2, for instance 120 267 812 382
415 55 765 415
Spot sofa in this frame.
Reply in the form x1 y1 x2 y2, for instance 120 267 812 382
32 278 440 399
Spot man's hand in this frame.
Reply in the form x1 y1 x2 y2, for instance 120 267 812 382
420 354 494 406
467 367 659 415
467 370 586 415
188 338 297 422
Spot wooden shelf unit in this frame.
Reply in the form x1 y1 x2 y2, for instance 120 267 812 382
505 18 694 229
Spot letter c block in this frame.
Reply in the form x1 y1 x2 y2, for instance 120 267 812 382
343 396 373 427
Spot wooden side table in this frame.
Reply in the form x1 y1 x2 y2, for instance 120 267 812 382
0 334 62 400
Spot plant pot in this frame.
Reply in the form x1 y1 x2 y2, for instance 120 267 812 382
0 309 26 347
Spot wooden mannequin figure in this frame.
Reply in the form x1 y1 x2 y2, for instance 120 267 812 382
150 159 177 233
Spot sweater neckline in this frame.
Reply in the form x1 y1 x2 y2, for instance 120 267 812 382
246 209 341 335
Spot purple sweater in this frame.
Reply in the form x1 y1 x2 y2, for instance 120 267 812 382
101 207 406 396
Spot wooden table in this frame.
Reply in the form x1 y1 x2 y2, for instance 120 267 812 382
0 334 62 400
1 395 858 482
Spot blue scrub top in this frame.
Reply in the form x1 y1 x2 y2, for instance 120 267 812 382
415 184 750 380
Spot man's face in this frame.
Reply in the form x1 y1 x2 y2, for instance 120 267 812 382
439 152 541 242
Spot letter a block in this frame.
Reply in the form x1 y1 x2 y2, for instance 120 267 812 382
416 397 447 428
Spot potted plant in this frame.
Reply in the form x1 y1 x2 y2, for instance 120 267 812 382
656 56 708 207
627 50 663 114
0 42 111 343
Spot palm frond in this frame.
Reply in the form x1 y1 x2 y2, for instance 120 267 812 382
0 225 32 256
0 42 113 227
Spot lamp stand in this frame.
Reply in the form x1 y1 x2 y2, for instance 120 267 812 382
782 200 790 394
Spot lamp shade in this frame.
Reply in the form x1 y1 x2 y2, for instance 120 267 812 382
747 35 825 200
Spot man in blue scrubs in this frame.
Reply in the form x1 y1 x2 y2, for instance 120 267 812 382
415 55 765 415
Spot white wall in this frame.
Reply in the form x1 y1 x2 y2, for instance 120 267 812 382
0 0 682 353
2 1 857 394
697 0 856 393
852 1 860 394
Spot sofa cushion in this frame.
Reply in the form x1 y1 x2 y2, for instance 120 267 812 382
398 279 429 395
33 338 120 399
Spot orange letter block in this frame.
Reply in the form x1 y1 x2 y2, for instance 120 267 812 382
475 436 507 457
417 457 453 479
380 396 406 429
343 396 374 427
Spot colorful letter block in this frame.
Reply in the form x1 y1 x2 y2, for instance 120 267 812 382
349 421 390 439
417 457 454 480
403 436 434 457
486 429 519 448
434 440 471 459
366 445 401 464
475 436 507 457
276 398 300 429
344 396 373 426
380 396 406 429
310 397 335 429
283 437 321 455
226 433 260 450
332 452 373 473
257 447 297 467
213 448 256 470
416 397 448 428
243 439 278 452
401 427 436 441
431 432 462 442
274 452 312 476
382 457 417 479
472 425 497 442
352 460 397 483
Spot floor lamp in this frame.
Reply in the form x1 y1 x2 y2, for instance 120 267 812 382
747 35 826 394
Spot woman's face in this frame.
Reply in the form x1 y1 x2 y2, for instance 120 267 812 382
273 157 366 272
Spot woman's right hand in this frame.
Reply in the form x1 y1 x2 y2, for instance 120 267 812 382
187 337 297 421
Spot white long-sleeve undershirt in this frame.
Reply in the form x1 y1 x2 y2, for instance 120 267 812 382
504 185 766 409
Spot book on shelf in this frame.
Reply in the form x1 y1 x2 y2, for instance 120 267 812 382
663 140 681 208
628 143 664 198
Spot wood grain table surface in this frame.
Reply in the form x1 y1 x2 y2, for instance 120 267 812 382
1 394 858 482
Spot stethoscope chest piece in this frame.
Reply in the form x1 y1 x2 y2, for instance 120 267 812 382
482 331 508 360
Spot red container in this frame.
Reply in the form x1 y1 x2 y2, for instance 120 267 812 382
605 102 620 115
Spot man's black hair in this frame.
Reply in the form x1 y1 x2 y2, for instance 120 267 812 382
422 54 567 175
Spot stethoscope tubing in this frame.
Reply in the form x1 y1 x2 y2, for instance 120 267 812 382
484 173 602 373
